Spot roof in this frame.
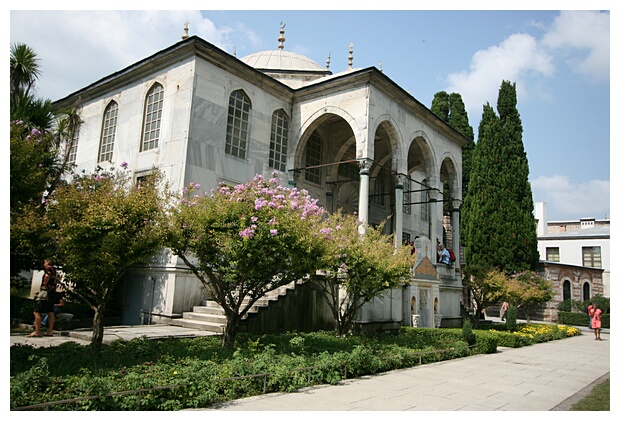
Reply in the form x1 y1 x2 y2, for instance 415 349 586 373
240 50 326 72
538 225 610 240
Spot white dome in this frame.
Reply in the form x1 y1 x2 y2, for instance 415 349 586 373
240 50 325 72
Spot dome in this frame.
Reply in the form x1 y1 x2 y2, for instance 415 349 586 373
240 50 325 72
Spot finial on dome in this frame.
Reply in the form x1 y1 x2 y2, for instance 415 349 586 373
326 51 331 70
182 20 189 40
348 42 354 69
379 61 383 72
234 47 237 57
278 22 286 50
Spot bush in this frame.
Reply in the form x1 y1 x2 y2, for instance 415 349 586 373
557 299 582 312
472 331 498 353
461 318 475 345
9 324 578 410
558 311 610 329
505 306 517 331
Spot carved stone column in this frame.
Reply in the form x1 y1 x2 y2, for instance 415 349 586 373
451 199 462 271
357 158 373 229
394 173 406 247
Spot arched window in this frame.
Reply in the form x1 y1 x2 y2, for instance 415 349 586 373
421 178 429 220
225 90 251 159
141 83 164 152
404 177 411 215
304 131 322 184
66 126 79 165
98 101 118 163
371 167 385 206
562 280 572 301
269 109 288 171
583 282 591 301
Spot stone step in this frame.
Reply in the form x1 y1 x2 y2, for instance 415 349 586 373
192 305 225 315
169 318 224 333
176 281 300 332
181 311 227 324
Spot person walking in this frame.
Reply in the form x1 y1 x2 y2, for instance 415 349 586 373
500 301 509 321
27 259 58 337
589 303 603 341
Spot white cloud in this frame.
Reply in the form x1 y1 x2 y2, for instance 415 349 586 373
531 175 610 220
445 33 554 122
9 10 234 101
541 10 610 82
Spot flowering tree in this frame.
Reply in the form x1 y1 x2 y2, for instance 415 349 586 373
463 265 507 324
45 165 170 354
10 122 59 276
502 271 553 322
314 211 414 335
166 174 327 349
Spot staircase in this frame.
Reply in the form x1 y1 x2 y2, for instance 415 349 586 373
169 282 299 333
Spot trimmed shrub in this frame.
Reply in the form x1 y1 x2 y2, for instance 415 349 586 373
505 306 517 331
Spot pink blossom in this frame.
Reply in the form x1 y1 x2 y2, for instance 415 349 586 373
270 229 278 236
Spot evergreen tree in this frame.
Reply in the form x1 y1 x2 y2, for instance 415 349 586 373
462 81 539 273
430 91 450 121
431 91 475 198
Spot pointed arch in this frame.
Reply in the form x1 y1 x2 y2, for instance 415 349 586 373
225 89 251 159
141 82 164 152
98 100 118 163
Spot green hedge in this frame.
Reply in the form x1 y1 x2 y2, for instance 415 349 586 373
558 311 610 329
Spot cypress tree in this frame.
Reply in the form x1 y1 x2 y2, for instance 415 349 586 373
431 91 475 198
462 81 539 273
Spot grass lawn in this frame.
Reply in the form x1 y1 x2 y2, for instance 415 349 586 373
571 378 610 411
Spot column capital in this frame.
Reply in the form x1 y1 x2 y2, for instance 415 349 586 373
395 173 407 188
287 169 298 187
357 158 373 174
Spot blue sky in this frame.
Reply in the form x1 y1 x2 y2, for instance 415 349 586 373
7 3 613 222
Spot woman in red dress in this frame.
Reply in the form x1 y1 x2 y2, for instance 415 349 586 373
589 303 603 341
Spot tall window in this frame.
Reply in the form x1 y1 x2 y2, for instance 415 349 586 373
583 282 591 301
141 83 164 152
582 246 602 268
403 177 411 215
98 101 118 163
66 126 79 165
269 109 289 171
563 280 571 301
304 131 322 184
225 90 251 159
371 167 385 205
421 179 428 221
546 247 560 262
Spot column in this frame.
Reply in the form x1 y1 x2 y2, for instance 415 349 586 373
451 200 462 272
428 191 438 262
394 173 406 248
287 169 297 188
357 158 373 230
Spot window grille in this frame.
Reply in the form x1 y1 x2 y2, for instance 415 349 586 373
98 101 118 163
141 83 164 151
225 90 251 159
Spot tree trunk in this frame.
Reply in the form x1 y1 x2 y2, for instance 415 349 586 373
90 304 106 355
222 315 240 350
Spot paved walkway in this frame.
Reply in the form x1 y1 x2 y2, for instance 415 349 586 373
204 331 610 411
10 322 611 412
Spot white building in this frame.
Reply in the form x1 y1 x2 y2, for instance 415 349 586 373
535 202 610 298
48 25 469 332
